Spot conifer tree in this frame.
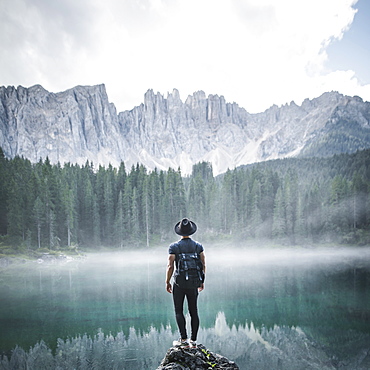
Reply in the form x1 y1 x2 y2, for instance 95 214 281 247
330 175 350 233
304 184 323 242
33 196 44 248
103 167 115 245
7 157 34 243
114 190 125 248
7 178 24 241
116 162 127 200
62 187 76 247
131 187 141 243
188 173 206 225
0 148 9 235
92 195 101 247
147 169 162 237
351 172 367 229
1 147 370 248
284 171 299 243
272 187 285 238
122 178 133 240
163 168 186 232
79 173 94 245
249 179 262 237
220 169 234 233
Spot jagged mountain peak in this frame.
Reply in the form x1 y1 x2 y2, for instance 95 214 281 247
0 84 369 175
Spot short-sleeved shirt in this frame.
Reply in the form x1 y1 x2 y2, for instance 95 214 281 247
169 238 204 270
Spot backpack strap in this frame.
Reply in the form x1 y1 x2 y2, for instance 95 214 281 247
193 241 201 254
193 241 203 282
187 240 203 282
175 242 187 280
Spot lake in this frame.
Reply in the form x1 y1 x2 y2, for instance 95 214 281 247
0 245 370 369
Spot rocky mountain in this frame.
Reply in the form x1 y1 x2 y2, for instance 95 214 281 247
1 84 370 175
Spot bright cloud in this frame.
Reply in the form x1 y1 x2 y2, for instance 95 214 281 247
0 0 368 113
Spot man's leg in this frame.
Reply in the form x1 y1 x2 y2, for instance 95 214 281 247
173 284 187 339
185 288 199 341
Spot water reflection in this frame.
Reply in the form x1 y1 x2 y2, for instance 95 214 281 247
1 247 370 369
1 312 369 369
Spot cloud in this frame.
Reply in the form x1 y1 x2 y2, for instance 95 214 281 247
0 0 97 86
0 0 367 113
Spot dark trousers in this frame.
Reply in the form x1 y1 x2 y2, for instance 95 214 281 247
172 283 199 341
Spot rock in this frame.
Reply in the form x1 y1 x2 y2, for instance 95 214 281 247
1 85 370 175
0 84 124 169
157 344 239 370
36 253 74 265
0 257 13 268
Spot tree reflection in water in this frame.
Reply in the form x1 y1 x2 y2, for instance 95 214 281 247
1 312 369 370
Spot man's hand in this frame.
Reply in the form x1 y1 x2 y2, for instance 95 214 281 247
198 283 204 292
166 282 172 293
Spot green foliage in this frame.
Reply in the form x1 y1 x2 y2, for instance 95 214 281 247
300 118 370 158
1 148 370 250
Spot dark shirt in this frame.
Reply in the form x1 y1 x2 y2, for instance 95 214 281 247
168 238 204 270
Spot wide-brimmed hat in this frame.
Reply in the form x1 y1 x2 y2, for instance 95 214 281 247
174 218 197 236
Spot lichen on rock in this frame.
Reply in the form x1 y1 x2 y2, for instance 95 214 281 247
157 344 239 370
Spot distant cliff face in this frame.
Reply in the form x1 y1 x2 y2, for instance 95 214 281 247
0 84 124 168
1 84 370 175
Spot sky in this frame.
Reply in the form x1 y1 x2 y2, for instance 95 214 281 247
1 0 370 113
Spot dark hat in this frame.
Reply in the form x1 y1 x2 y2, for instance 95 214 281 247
174 218 197 236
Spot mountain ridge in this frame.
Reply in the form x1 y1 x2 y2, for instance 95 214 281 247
1 84 370 175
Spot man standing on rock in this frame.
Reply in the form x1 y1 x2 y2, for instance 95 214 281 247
166 218 206 348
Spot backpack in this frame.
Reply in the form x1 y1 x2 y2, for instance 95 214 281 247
174 241 204 289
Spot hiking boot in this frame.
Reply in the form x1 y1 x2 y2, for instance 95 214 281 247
190 340 197 348
173 339 190 348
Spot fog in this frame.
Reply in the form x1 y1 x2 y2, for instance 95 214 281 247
82 244 370 270
205 245 370 267
1 245 370 369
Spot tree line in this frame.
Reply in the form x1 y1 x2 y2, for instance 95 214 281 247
0 147 369 250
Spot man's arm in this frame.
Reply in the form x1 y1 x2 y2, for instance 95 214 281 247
199 251 206 292
166 254 175 293
200 251 206 274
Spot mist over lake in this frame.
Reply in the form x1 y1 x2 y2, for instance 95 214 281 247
1 245 370 369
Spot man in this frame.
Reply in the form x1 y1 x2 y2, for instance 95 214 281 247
166 218 206 348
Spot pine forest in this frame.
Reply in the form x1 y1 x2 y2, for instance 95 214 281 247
0 147 370 253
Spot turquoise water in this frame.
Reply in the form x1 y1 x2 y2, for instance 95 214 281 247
0 246 370 369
